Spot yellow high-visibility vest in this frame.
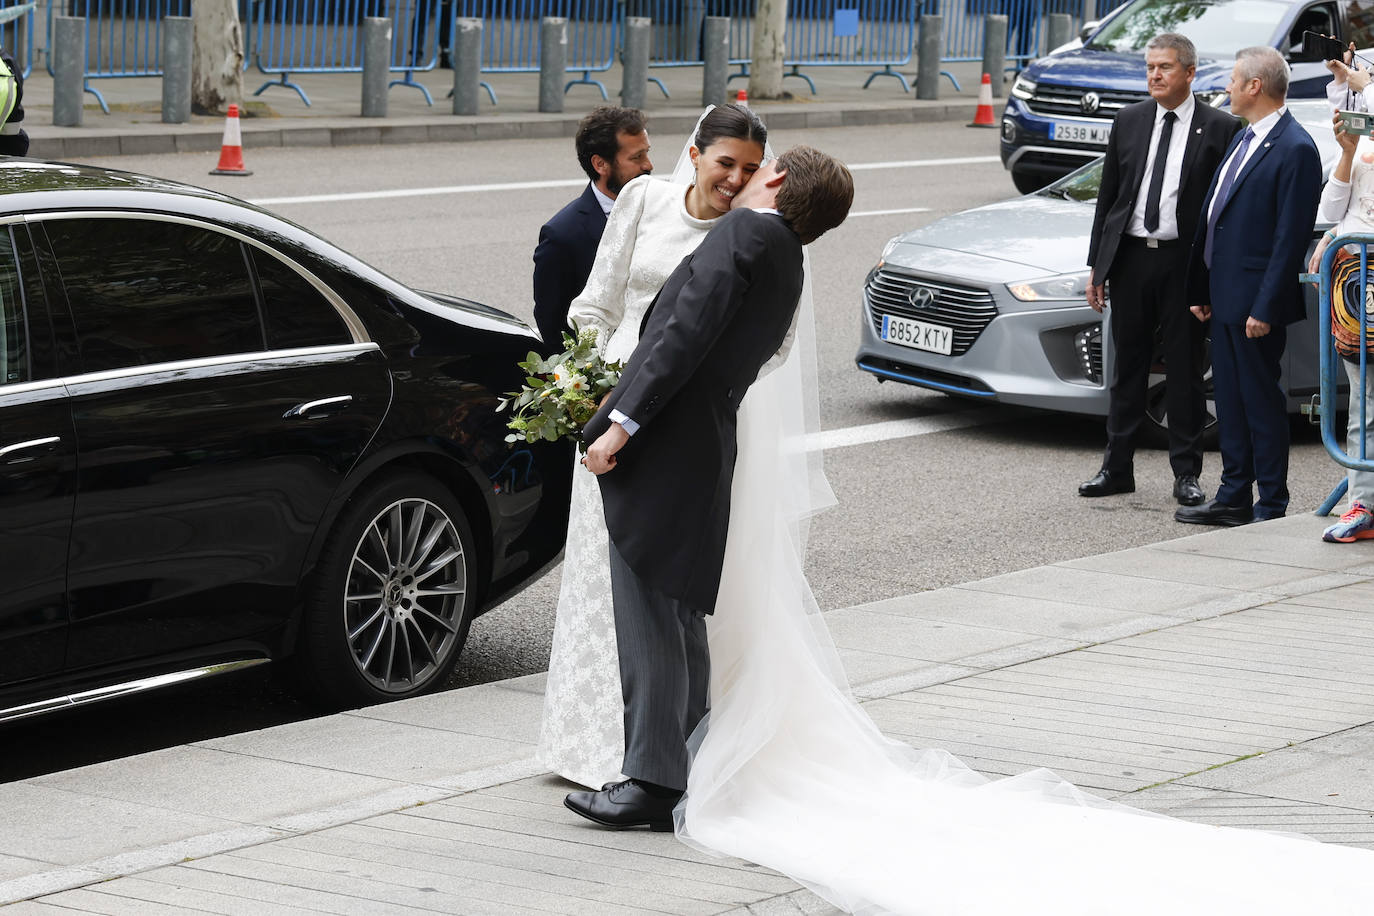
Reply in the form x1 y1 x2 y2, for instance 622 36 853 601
0 55 16 129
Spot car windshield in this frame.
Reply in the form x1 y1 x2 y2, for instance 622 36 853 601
1038 159 1104 201
1086 0 1286 57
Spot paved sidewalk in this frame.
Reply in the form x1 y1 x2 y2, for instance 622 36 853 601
16 59 991 160
2 514 1373 914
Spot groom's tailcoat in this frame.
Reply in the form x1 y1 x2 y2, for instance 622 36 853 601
584 207 804 613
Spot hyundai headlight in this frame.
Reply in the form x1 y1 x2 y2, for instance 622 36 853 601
1007 271 1091 301
1011 75 1037 100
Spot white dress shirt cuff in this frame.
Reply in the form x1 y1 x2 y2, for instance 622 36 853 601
609 408 639 435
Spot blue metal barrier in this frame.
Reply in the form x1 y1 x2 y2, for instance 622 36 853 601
250 1 450 106
451 0 619 102
0 2 35 79
47 1 190 114
1310 234 1374 517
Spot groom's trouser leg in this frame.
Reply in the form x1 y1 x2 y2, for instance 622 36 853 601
608 540 709 792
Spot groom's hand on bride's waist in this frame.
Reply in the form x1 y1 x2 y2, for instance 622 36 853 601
584 422 630 475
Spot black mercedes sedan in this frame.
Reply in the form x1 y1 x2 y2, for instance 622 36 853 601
0 159 571 722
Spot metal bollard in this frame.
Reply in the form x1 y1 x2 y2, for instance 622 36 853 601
916 15 943 101
981 15 1007 98
52 16 85 127
362 17 391 118
452 17 482 115
1046 13 1072 55
620 17 649 110
702 16 729 106
539 18 568 114
161 16 192 124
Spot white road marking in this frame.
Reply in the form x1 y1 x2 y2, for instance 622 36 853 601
849 207 931 218
250 156 1003 207
806 407 1020 452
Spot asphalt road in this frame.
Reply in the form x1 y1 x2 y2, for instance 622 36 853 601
0 121 1342 781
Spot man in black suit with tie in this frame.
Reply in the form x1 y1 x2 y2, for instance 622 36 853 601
564 146 854 831
1178 46 1321 525
1079 33 1240 506
532 107 651 347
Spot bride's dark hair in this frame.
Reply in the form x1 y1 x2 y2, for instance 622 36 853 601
694 103 767 152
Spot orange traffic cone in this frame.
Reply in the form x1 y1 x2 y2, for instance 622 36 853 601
969 73 997 128
736 89 748 108
210 104 253 176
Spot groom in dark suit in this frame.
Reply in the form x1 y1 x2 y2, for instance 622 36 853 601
1079 32 1239 506
1178 45 1321 526
564 146 854 831
532 107 651 347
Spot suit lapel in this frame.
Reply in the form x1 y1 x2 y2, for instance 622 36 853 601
1178 98 1208 191
1123 104 1154 195
1218 110 1293 216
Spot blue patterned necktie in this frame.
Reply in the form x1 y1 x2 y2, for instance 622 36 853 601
1204 127 1255 268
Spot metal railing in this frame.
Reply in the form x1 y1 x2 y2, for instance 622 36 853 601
1310 233 1374 516
451 0 619 101
46 0 189 113
249 0 452 106
0 2 35 78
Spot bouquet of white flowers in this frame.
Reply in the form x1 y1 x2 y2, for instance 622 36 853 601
500 326 623 453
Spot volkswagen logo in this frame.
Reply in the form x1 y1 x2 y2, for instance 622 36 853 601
1080 91 1101 115
908 286 937 310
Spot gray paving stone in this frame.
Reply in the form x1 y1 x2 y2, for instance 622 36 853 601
1152 525 1374 572
845 588 1167 639
1282 578 1374 611
193 712 531 786
0 782 236 867
47 876 309 916
1062 546 1336 591
851 662 984 700
0 856 54 883
957 563 1265 616
31 886 206 915
1178 724 1374 809
823 607 1051 664
30 745 403 825
346 682 545 744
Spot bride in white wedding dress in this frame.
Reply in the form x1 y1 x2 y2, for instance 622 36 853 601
543 110 1374 913
537 104 772 789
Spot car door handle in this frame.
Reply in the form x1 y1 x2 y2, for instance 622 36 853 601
0 436 61 464
283 395 353 420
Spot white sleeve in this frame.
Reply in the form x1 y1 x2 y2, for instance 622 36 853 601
567 176 650 348
1318 175 1354 226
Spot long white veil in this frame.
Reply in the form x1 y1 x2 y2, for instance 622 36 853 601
663 113 1374 916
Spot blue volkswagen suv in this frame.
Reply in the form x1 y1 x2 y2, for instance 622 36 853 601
1000 0 1371 192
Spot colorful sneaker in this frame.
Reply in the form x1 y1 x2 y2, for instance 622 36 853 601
1323 502 1374 543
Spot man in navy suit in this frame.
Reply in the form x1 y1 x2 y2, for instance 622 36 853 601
532 107 651 347
1179 46 1321 526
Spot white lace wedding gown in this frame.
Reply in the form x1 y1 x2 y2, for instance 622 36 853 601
540 149 1374 916
537 174 719 788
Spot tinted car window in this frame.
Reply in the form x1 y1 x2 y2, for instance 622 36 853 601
1039 159 1103 202
251 248 350 350
47 218 264 373
1349 0 1374 47
1088 0 1291 57
0 227 26 385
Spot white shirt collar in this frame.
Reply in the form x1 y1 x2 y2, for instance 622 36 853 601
1157 93 1195 126
591 182 615 216
1246 106 1286 140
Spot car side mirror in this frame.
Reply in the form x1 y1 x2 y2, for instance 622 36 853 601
1079 20 1100 42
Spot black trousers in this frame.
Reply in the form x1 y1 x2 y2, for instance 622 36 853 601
1102 239 1206 478
608 539 709 792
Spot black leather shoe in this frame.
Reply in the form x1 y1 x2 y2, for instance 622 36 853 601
565 779 679 831
1173 474 1205 506
1174 499 1253 527
1078 469 1135 497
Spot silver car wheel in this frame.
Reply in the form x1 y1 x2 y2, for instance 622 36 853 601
343 497 467 694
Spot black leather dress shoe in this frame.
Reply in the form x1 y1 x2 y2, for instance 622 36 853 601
1078 469 1135 497
1173 474 1205 506
1174 499 1253 527
565 779 679 831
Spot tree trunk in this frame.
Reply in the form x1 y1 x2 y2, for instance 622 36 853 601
748 0 787 99
192 0 244 115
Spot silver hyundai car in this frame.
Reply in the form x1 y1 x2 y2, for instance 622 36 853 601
857 100 1343 442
